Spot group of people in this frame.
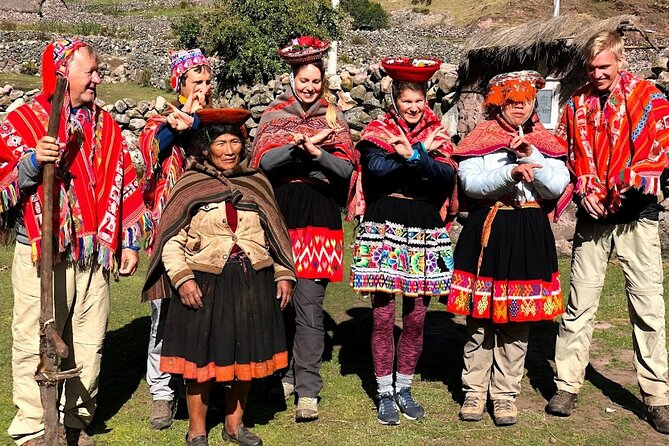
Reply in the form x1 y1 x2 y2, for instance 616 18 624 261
2 27 669 446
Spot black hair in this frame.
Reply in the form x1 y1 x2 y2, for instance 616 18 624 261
189 124 247 164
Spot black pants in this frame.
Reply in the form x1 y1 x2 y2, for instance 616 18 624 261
283 278 328 398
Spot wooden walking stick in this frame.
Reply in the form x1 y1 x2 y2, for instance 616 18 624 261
34 76 82 446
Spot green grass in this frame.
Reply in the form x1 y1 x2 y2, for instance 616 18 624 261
0 73 164 104
0 224 667 445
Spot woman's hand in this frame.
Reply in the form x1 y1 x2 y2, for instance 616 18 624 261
424 128 448 153
509 135 533 158
511 163 542 182
165 103 195 131
386 130 414 159
292 129 332 158
276 280 293 310
178 279 203 309
35 136 64 167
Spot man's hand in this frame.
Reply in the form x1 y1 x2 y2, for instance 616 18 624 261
276 280 293 310
119 248 139 276
178 279 203 309
509 135 533 158
35 136 63 167
181 88 206 114
165 103 195 131
511 163 542 182
581 193 607 219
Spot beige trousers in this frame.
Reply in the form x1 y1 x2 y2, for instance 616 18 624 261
9 243 110 445
554 218 669 406
462 317 531 401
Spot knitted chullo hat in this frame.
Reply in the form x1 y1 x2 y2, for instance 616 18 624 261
168 48 210 93
484 70 546 108
41 37 89 98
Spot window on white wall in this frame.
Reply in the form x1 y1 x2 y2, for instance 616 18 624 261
536 80 561 130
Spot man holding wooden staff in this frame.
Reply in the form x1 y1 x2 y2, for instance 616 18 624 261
0 38 150 446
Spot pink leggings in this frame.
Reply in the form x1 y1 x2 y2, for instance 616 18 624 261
371 293 431 378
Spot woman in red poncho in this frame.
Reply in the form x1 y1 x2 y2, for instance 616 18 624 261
250 35 356 422
349 57 457 425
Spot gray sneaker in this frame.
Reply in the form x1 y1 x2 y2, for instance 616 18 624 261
547 390 577 417
647 405 669 434
150 399 176 430
295 397 318 422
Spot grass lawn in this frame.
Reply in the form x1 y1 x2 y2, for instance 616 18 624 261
0 222 667 445
0 74 163 104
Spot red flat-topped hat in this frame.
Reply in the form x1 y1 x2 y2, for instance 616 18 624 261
196 108 251 126
278 36 330 65
381 57 442 83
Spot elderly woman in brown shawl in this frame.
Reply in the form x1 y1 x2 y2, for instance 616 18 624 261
143 109 295 446
250 36 356 422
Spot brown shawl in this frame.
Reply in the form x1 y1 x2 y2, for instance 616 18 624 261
142 157 295 301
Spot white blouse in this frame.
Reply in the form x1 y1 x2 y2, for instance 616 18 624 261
458 146 570 203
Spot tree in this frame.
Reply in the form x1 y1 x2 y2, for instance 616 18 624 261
172 0 342 87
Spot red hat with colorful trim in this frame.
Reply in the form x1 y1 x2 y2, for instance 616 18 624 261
278 36 329 65
169 48 210 93
196 108 252 139
381 57 441 83
484 70 546 107
41 37 89 98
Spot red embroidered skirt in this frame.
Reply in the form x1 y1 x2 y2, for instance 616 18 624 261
445 206 563 323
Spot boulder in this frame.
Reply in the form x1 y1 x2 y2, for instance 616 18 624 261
250 105 267 120
249 92 273 107
127 108 144 119
328 75 342 91
380 76 393 94
336 91 358 112
363 92 382 109
128 118 147 131
350 85 367 102
124 98 137 108
344 107 372 130
114 99 128 113
651 57 669 75
9 90 24 100
353 72 368 86
115 114 130 125
155 96 167 113
136 100 151 115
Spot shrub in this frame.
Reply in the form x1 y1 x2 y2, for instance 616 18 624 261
341 0 389 31
172 0 342 87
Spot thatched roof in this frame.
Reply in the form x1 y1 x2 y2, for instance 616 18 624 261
459 14 638 88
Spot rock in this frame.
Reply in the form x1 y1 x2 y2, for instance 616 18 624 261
369 109 385 120
658 71 669 85
267 79 279 91
249 92 273 107
124 98 137 108
350 85 367 102
127 108 144 118
341 76 354 92
122 129 138 149
112 65 126 77
6 98 25 113
102 104 115 113
328 75 342 91
336 91 358 112
438 73 458 93
9 90 24 100
25 88 39 97
128 118 147 131
155 96 167 113
136 100 151 115
427 84 438 102
279 73 290 85
652 57 669 75
115 114 130 125
368 63 383 81
344 107 372 130
353 72 368 86
245 117 258 129
145 110 158 119
350 129 361 142
380 76 393 94
363 92 382 109
114 99 128 113
250 105 267 120
2 84 13 94
249 127 258 139
228 96 246 109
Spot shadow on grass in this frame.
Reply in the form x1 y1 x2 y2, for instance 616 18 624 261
525 321 559 401
89 316 151 434
585 364 645 416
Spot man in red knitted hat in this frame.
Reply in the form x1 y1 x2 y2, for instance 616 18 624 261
0 38 149 446
137 48 212 431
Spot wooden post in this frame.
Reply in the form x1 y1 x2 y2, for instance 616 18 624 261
35 76 80 446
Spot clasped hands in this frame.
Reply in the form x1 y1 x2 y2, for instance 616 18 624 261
385 127 448 159
291 128 334 157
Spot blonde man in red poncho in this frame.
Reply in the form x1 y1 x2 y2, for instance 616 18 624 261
137 48 212 431
0 38 149 446
547 31 669 435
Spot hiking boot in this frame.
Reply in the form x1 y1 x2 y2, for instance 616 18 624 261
647 405 669 434
459 394 485 422
493 399 518 426
295 397 319 422
395 387 425 420
150 399 176 430
222 424 263 446
377 392 400 425
282 382 295 400
58 425 94 446
185 434 209 446
547 390 577 417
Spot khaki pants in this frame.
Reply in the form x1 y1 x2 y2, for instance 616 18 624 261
554 218 669 406
462 317 531 401
9 243 110 445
